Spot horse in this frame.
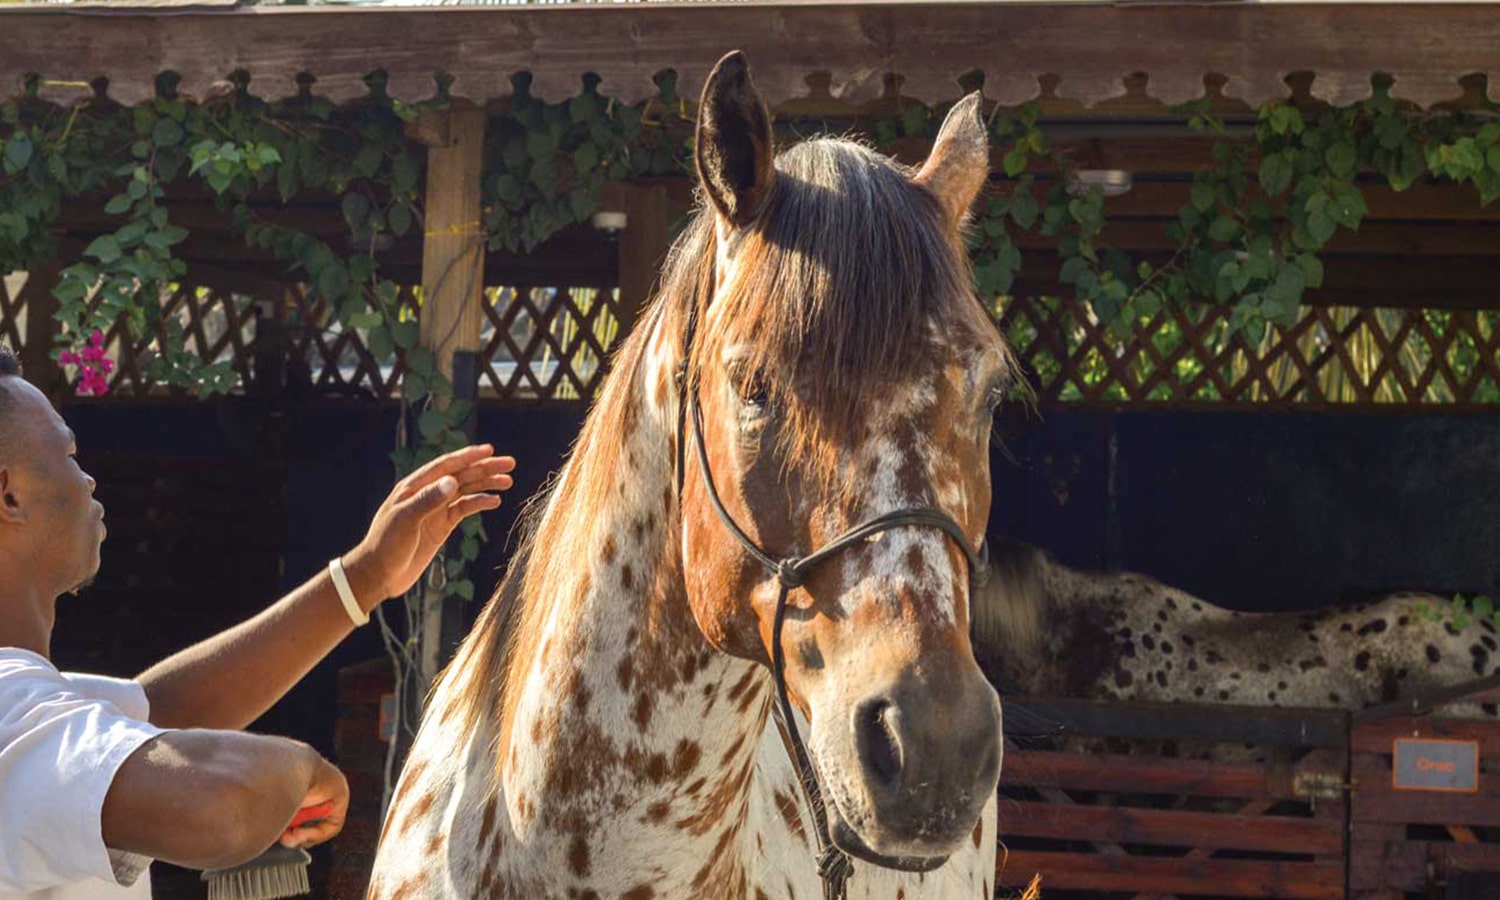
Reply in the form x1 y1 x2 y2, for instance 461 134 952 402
972 540 1500 728
367 52 1010 899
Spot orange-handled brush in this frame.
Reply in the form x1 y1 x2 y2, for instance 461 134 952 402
201 801 335 900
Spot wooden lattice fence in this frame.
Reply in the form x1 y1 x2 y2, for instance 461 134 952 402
0 273 624 402
999 297 1500 409
7 268 1500 409
0 271 29 354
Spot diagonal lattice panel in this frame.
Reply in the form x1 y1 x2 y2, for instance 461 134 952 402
0 272 27 353
480 285 623 402
87 283 257 398
994 296 1500 408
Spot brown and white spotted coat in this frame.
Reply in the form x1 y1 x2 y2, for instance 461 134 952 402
974 541 1500 723
368 54 1006 899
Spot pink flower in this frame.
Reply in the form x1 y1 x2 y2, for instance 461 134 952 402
62 330 115 397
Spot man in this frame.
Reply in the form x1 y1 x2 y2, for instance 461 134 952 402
0 341 516 897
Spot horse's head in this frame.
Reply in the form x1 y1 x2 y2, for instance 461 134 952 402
676 52 1006 870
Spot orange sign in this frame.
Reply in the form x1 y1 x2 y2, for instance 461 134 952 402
1392 737 1480 794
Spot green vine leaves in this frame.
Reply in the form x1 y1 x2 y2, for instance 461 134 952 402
5 80 1500 460
962 83 1500 344
6 77 1500 597
10 81 1500 399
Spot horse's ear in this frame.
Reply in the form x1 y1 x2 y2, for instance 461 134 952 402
695 51 775 228
915 93 990 226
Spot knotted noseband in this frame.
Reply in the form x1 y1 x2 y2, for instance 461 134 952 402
672 291 988 899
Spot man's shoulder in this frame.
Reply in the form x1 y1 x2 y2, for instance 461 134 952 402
0 647 65 683
0 649 151 723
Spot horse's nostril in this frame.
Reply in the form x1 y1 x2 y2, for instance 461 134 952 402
854 699 904 792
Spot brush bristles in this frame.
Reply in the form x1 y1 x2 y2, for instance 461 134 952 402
205 866 309 900
203 846 312 900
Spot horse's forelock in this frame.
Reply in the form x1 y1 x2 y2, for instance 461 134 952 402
694 138 997 488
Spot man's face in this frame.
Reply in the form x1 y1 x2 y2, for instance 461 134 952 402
0 378 105 596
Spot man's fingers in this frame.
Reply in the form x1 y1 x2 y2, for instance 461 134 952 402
454 457 517 490
397 475 460 518
400 445 497 495
447 494 503 523
461 474 513 494
282 819 343 849
474 455 516 475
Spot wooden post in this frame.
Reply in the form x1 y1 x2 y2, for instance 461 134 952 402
19 267 64 401
607 182 673 339
410 101 486 689
417 102 486 388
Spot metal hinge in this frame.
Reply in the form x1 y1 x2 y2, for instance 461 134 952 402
1293 772 1349 800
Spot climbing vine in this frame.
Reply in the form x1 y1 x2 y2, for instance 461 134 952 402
6 73 1500 605
959 79 1500 344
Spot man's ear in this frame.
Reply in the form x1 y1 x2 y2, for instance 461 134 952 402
0 467 23 524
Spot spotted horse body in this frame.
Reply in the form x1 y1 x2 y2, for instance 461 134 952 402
368 53 1009 900
973 541 1500 740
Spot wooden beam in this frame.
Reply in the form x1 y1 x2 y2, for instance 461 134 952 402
1010 219 1500 259
989 180 1500 223
891 135 1234 176
1006 695 1349 747
4 3 1500 111
419 101 486 381
1013 254 1500 310
1005 748 1296 801
1354 671 1500 722
1353 716 1500 757
416 100 486 687
1000 800 1342 855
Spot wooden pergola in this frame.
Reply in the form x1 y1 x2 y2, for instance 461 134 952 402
7 5 1500 898
5 1 1500 109
5 3 1500 394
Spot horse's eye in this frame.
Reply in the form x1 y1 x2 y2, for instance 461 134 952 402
740 373 770 409
730 362 770 410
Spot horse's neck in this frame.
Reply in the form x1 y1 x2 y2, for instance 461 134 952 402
497 316 773 863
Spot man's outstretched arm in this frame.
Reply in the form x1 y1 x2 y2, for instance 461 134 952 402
137 445 515 731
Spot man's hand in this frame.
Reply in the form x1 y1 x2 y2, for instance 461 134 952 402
279 755 349 850
344 444 517 607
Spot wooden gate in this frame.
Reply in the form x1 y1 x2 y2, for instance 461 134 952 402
1348 680 1500 899
996 688 1500 899
996 696 1349 899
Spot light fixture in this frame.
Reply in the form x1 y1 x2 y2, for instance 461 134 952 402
1067 169 1133 197
591 211 628 233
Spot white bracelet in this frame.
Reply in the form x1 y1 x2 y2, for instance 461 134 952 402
329 557 369 627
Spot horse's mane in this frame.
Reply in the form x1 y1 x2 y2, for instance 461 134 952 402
437 135 999 773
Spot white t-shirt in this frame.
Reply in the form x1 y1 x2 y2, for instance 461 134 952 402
0 648 164 899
